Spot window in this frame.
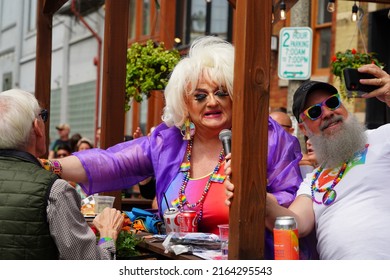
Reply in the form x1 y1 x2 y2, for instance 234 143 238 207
128 0 158 42
175 0 233 47
28 0 37 32
311 0 334 75
2 72 12 91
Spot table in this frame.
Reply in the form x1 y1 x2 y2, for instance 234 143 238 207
136 233 202 260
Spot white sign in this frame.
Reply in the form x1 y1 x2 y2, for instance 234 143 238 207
278 27 312 80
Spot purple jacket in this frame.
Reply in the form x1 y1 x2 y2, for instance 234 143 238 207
75 117 302 217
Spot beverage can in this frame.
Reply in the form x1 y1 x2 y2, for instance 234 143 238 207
163 207 180 234
179 210 198 233
273 216 299 260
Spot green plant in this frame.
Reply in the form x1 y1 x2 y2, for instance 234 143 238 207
330 49 383 98
330 49 383 78
116 230 143 258
125 40 180 111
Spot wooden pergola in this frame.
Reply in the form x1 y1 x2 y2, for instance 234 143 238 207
35 0 390 260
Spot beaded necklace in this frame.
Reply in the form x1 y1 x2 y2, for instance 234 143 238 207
177 139 225 222
310 161 348 206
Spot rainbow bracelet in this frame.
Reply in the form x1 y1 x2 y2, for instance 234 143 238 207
39 159 63 177
98 237 113 245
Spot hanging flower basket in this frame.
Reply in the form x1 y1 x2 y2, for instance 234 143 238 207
330 49 384 99
125 40 180 111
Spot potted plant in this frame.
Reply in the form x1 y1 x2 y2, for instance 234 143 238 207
330 48 383 98
125 40 181 111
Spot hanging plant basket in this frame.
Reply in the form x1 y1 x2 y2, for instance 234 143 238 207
125 40 180 111
330 49 384 99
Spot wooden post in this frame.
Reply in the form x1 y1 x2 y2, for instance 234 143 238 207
100 0 130 210
35 0 68 156
35 0 53 157
229 0 273 259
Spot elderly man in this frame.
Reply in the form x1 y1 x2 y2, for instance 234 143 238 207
225 64 390 259
0 89 123 260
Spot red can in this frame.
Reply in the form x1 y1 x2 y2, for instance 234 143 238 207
179 210 198 233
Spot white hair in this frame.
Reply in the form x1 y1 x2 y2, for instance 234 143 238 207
0 89 40 150
162 36 234 128
304 113 367 168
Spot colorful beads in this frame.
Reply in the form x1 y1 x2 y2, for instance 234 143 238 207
311 161 348 206
177 139 225 222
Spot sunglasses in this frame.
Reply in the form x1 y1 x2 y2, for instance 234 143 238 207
300 94 341 121
39 109 48 123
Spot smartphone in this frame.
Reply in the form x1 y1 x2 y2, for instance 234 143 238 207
343 68 380 96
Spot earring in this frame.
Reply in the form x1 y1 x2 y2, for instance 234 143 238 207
180 118 195 140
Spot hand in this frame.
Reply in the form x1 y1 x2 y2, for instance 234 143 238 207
133 127 144 139
358 64 390 106
224 153 234 206
93 207 124 241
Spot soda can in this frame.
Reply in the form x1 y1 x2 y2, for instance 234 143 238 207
179 210 198 233
163 207 180 234
273 216 299 260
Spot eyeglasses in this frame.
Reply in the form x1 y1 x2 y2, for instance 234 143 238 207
300 94 341 121
39 109 48 123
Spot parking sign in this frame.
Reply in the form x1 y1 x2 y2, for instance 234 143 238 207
278 27 312 80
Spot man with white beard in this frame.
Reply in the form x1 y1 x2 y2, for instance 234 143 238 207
225 64 390 259
273 79 390 259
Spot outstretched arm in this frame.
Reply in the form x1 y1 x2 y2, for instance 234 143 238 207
58 155 88 184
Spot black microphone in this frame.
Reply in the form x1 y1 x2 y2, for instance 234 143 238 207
219 129 232 156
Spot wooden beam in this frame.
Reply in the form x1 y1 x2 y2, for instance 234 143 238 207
100 0 130 210
43 0 68 14
35 0 53 156
229 0 272 259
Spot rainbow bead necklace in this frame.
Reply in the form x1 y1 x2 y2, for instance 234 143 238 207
177 139 225 222
310 161 348 206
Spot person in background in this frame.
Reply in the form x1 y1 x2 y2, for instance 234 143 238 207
305 138 318 168
0 89 123 260
54 143 72 159
48 123 71 159
42 36 302 259
269 111 294 135
269 110 315 178
226 65 390 259
95 127 101 148
76 137 94 151
69 133 82 152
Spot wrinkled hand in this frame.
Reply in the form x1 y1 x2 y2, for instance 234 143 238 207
93 207 124 241
358 64 390 106
224 153 234 206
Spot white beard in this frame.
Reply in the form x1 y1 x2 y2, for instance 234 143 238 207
306 114 367 169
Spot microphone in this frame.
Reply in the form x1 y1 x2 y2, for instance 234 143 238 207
219 129 232 156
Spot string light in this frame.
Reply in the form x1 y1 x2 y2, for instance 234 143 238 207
280 0 286 21
352 2 358 22
327 0 335 13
